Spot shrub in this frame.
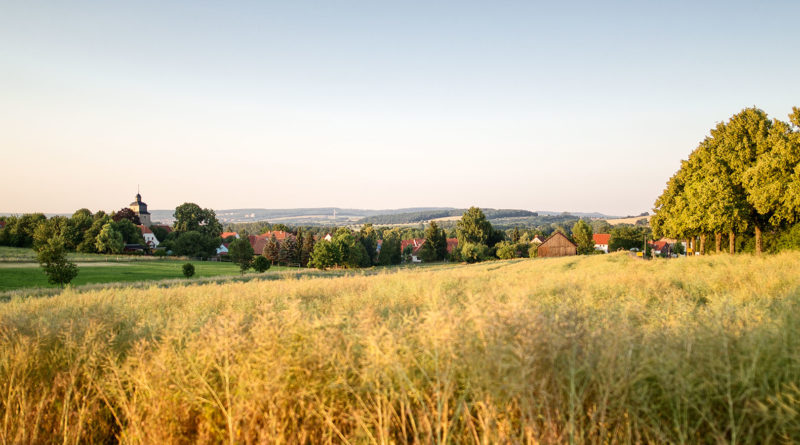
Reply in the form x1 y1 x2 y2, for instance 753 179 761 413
252 256 270 273
495 241 516 259
460 242 489 263
182 263 195 278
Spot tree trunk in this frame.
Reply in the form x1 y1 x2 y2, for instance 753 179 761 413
755 225 762 255
715 233 722 254
729 230 735 254
699 234 706 255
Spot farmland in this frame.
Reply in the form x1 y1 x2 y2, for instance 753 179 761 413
1 253 799 443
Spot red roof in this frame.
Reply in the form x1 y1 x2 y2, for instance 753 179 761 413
401 238 425 254
261 230 294 241
446 238 458 253
593 233 611 245
220 232 238 239
248 231 296 255
138 225 153 234
651 240 670 251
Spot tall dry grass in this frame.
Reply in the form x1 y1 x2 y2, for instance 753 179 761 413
1 253 799 443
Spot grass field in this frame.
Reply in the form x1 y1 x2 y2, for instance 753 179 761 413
0 246 163 263
1 253 799 443
0 260 252 291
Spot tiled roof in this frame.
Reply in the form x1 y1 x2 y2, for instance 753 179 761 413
138 225 153 234
220 232 239 239
593 233 611 245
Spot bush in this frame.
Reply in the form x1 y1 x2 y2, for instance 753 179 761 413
182 263 195 278
528 244 539 258
495 241 516 259
153 249 167 257
461 242 490 263
252 256 270 273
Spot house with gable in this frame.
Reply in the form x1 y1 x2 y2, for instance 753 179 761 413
593 233 611 253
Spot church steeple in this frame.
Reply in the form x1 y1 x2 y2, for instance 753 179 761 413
129 187 151 227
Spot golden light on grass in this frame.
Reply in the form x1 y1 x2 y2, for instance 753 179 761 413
1 253 799 443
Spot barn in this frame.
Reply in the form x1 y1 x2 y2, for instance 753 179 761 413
536 232 577 257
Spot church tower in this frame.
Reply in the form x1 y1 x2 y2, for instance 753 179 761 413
129 190 152 227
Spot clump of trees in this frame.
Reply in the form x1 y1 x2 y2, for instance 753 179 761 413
652 107 800 255
160 203 222 258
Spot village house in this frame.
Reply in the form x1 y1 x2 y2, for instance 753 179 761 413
248 230 296 255
593 233 611 253
536 232 577 257
139 225 160 248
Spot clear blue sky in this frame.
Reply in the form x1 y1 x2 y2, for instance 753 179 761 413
2 1 799 215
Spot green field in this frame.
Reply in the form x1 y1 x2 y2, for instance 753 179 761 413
2 252 799 443
0 247 297 291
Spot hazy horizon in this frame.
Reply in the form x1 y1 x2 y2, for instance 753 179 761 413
3 1 799 215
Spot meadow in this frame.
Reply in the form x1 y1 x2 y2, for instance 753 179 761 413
1 253 799 443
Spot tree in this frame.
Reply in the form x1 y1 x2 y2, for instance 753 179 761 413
279 236 299 265
95 223 124 254
460 242 489 263
456 207 493 246
743 108 800 239
511 227 521 243
150 225 170 243
333 229 368 268
300 232 315 267
252 256 271 273
572 220 595 254
379 230 402 265
36 235 78 287
495 241 516 259
358 224 379 265
182 263 195 278
112 219 145 245
172 231 219 258
228 238 255 274
77 213 112 253
310 240 339 269
173 203 223 238
420 221 447 262
609 226 646 252
263 234 280 264
112 207 141 225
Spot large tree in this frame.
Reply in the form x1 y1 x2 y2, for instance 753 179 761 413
571 220 594 254
420 221 447 262
456 207 493 246
173 203 223 238
95 223 124 254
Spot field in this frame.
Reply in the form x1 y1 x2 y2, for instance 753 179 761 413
1 253 800 443
0 247 296 292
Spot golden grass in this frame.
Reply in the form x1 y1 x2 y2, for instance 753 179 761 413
1 253 800 443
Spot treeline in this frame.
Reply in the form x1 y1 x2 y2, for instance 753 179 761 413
652 107 800 254
356 208 537 225
0 209 146 253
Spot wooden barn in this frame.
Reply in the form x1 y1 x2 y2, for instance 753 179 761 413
536 232 577 257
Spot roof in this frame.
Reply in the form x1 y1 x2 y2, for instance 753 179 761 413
138 225 153 234
261 230 294 241
248 231 296 255
593 233 611 245
220 232 239 239
540 231 577 248
400 238 425 254
446 238 458 253
651 240 670 250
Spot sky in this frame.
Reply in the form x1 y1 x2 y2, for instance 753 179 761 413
2 1 799 216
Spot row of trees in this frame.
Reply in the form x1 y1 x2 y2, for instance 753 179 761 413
652 107 800 255
0 209 147 253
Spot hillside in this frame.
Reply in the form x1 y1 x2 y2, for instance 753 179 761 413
2 253 799 443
